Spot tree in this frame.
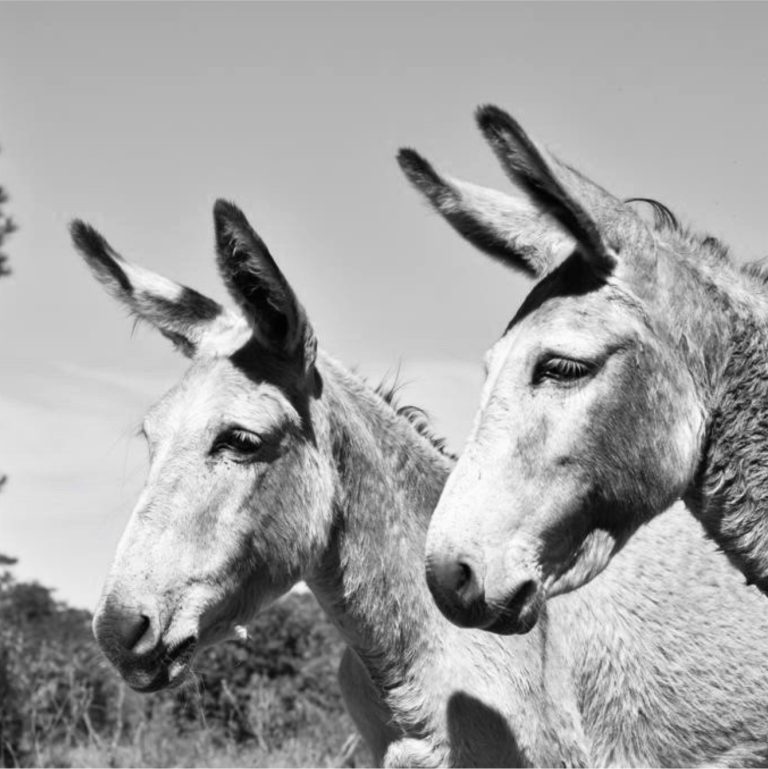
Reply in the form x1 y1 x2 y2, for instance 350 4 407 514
0 481 13 569
0 480 12 568
0 146 15 275
0 148 15 487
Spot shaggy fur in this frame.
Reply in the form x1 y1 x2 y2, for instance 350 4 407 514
317 356 768 767
76 202 768 767
402 104 768 629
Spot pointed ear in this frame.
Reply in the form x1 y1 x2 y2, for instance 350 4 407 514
212 200 316 369
475 105 623 277
70 221 244 358
398 148 574 278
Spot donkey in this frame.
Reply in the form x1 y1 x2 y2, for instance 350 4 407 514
398 104 768 635
74 202 768 766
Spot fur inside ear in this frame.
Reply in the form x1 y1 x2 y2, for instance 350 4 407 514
398 148 574 278
475 105 619 276
213 199 316 367
71 220 241 358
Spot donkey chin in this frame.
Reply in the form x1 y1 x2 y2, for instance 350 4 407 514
127 641 198 694
480 581 546 635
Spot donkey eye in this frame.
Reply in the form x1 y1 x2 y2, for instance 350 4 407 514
212 428 263 459
534 356 592 385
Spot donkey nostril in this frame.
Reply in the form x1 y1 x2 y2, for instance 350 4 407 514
115 612 152 652
456 562 471 591
455 560 483 606
427 555 484 608
426 554 488 628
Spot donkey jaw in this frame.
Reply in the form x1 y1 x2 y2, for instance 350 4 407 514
542 526 623 600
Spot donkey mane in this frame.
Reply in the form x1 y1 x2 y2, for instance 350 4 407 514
625 197 680 232
741 256 768 285
626 195 768 294
626 195 737 268
374 379 457 461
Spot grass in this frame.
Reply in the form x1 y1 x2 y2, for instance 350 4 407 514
0 576 372 768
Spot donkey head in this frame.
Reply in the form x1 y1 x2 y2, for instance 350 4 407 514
401 107 705 634
75 202 334 691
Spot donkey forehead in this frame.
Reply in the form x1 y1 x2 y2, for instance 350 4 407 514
482 284 647 390
509 285 644 350
143 357 300 437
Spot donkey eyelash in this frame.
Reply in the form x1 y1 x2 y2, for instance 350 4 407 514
534 356 594 385
231 429 262 448
211 427 263 458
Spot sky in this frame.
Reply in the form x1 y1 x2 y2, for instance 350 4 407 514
1 1 768 609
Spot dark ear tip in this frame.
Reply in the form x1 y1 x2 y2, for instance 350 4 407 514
213 200 253 253
397 147 424 173
475 104 522 138
213 198 244 222
212 199 273 264
214 200 254 239
69 219 132 292
397 147 421 166
69 218 89 242
397 148 442 189
69 219 107 257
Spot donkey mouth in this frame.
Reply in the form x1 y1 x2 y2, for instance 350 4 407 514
482 580 543 635
124 636 198 692
483 607 540 635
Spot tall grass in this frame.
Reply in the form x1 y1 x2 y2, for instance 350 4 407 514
0 571 369 768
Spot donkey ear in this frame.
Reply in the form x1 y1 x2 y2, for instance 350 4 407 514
70 221 242 358
475 106 621 277
398 148 574 278
212 200 316 368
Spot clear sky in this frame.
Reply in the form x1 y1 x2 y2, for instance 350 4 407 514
1 1 768 608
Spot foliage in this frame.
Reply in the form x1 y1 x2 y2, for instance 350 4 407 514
0 146 15 276
0 565 367 768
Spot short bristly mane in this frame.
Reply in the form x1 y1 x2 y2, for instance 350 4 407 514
627 195 768 289
741 256 768 285
625 197 680 232
627 195 732 262
374 378 457 461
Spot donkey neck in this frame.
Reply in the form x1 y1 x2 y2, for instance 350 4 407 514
663 250 768 589
654 245 767 396
304 354 588 764
306 353 455 669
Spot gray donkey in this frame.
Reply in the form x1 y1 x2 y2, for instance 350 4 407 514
399 104 768 635
76 201 768 766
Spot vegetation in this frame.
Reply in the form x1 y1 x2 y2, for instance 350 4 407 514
0 562 367 768
0 146 14 276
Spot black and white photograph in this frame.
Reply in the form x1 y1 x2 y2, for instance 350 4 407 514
3 2 768 767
